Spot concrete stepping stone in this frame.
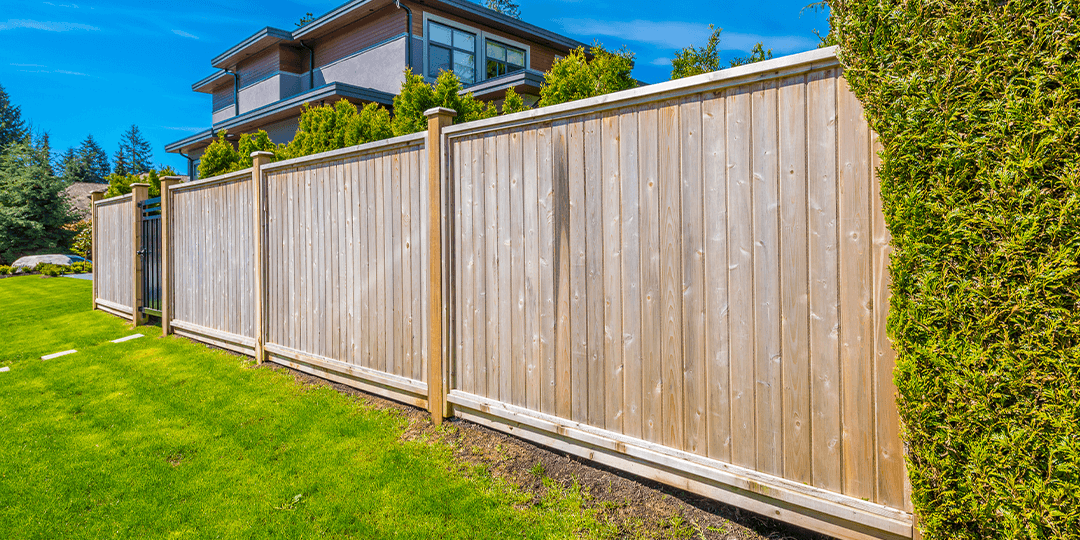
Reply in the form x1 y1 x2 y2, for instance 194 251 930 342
41 350 77 360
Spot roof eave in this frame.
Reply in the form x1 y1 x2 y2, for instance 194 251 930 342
211 27 293 69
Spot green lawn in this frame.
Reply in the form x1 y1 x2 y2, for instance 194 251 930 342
0 276 605 539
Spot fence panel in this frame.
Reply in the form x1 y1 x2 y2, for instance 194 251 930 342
168 170 257 354
261 134 430 408
444 47 910 540
93 195 134 317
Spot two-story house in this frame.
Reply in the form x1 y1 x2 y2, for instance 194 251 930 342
166 0 587 178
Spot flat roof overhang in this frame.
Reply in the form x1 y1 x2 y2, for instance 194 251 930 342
166 82 396 155
192 70 231 93
211 27 293 69
464 69 544 101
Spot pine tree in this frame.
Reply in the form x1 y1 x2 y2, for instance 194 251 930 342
33 130 53 176
0 139 75 263
82 135 111 180
0 83 26 153
59 135 110 183
113 124 152 176
484 0 520 19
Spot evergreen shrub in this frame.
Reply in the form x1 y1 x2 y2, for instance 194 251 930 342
830 1 1080 538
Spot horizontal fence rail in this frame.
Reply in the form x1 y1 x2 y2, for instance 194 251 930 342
93 194 134 318
261 134 431 408
169 170 257 354
91 46 912 540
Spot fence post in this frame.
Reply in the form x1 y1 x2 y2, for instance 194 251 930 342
89 190 105 310
131 183 150 327
424 107 456 425
251 152 274 364
159 176 182 336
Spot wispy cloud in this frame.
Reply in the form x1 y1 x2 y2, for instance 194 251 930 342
172 29 198 39
554 18 816 53
17 67 88 76
0 19 98 32
10 62 47 67
161 126 205 133
43 2 81 7
650 57 672 66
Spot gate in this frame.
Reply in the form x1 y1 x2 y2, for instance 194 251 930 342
137 196 162 317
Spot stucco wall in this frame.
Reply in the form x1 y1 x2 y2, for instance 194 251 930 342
314 37 407 95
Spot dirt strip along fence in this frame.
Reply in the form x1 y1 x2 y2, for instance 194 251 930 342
92 193 134 318
91 46 913 540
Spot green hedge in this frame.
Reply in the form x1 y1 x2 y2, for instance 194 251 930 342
831 1 1080 538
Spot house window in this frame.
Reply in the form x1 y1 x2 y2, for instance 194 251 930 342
486 40 526 79
428 21 476 84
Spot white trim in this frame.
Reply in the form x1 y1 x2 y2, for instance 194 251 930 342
449 390 913 540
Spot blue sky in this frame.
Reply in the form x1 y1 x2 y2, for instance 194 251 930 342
0 0 830 173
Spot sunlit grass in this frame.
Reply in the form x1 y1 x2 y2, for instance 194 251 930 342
0 275 607 539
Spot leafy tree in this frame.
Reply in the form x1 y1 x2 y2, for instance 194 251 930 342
59 134 111 183
392 70 497 137
0 83 26 153
103 166 178 199
279 100 393 159
729 42 773 68
538 45 637 107
501 87 528 114
802 1 835 47
0 140 75 263
65 219 91 259
671 25 722 79
113 124 152 176
484 0 520 19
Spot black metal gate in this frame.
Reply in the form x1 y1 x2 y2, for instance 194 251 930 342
138 196 162 317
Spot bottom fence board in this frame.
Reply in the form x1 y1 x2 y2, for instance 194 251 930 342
96 299 133 320
448 391 912 540
265 342 428 410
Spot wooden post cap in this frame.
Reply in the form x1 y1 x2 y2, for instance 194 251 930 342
90 190 105 201
424 107 457 119
131 183 150 189
160 176 183 183
250 151 274 159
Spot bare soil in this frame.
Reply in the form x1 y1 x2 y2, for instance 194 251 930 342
259 361 834 540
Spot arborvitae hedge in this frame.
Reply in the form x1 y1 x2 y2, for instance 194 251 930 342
831 1 1080 538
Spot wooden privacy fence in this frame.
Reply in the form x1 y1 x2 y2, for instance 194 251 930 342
442 47 908 540
259 134 432 408
91 193 134 319
91 46 912 540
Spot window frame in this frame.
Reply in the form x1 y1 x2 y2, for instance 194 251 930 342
422 12 531 85
484 39 528 80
